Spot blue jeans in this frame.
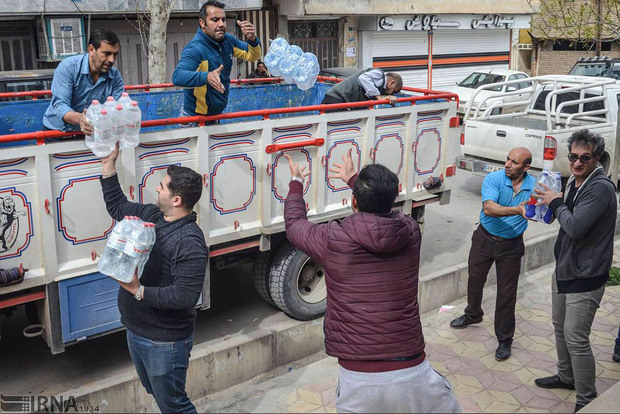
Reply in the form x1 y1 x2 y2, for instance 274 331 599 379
126 329 196 413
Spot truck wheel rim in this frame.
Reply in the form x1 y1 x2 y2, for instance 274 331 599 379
296 257 326 304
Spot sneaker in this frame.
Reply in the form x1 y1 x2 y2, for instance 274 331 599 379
534 375 575 390
495 341 511 361
449 314 482 329
613 343 620 363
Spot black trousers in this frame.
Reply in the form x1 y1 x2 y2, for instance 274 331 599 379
465 225 524 342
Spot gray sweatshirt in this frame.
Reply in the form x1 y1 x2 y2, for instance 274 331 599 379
549 166 617 289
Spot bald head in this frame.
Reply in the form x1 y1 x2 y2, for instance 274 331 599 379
505 147 532 180
511 147 532 165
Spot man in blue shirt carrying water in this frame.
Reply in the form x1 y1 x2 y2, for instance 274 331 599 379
450 147 535 362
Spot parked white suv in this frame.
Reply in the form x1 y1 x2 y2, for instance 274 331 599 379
445 69 531 116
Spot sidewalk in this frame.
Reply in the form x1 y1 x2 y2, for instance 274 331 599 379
197 257 620 412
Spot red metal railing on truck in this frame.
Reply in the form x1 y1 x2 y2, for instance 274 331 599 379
0 91 458 145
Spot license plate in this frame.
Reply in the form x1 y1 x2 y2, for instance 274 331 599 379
484 163 503 173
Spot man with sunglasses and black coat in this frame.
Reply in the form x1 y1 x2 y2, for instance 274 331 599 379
533 129 617 413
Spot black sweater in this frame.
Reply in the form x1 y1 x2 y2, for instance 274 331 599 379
101 174 209 341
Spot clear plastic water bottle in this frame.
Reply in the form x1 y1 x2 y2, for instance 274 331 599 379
278 45 303 83
263 52 281 76
85 100 101 132
118 92 132 110
84 100 101 151
92 108 114 157
103 96 117 113
264 37 290 76
293 53 320 90
123 101 142 149
112 104 126 143
135 222 156 279
99 217 134 282
99 216 156 282
525 170 562 223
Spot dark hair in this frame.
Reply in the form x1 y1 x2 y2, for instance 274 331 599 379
353 164 399 214
166 165 203 210
88 29 120 49
200 0 226 20
386 72 403 91
257 60 265 66
568 129 605 158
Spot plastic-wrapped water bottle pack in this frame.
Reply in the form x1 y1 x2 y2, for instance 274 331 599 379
264 37 320 91
524 169 562 224
85 92 142 157
98 216 156 282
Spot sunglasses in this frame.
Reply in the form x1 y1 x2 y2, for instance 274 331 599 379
567 153 593 163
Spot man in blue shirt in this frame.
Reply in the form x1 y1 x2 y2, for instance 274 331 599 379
43 29 124 133
450 147 535 362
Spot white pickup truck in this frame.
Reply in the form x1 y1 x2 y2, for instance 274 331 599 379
456 75 620 183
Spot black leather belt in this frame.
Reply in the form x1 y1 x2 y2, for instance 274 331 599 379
479 225 507 242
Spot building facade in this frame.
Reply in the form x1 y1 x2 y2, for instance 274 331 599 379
0 0 276 84
0 0 536 90
273 0 535 89
530 0 620 76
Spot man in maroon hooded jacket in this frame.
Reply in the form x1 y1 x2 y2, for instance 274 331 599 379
283 150 461 413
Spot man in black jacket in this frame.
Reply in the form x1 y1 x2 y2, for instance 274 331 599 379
99 143 208 413
321 68 402 112
533 129 617 413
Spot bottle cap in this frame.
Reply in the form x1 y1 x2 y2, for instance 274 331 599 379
100 109 107 114
131 101 138 106
116 104 123 110
92 100 100 105
107 96 114 102
122 92 129 97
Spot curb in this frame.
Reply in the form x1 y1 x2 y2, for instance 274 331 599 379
65 231 562 413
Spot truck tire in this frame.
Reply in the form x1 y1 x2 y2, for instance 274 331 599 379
269 242 327 320
251 235 286 308
252 251 277 307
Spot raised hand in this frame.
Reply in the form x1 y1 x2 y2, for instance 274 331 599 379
207 64 225 93
283 153 311 182
329 148 356 184
237 20 256 42
100 141 120 175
